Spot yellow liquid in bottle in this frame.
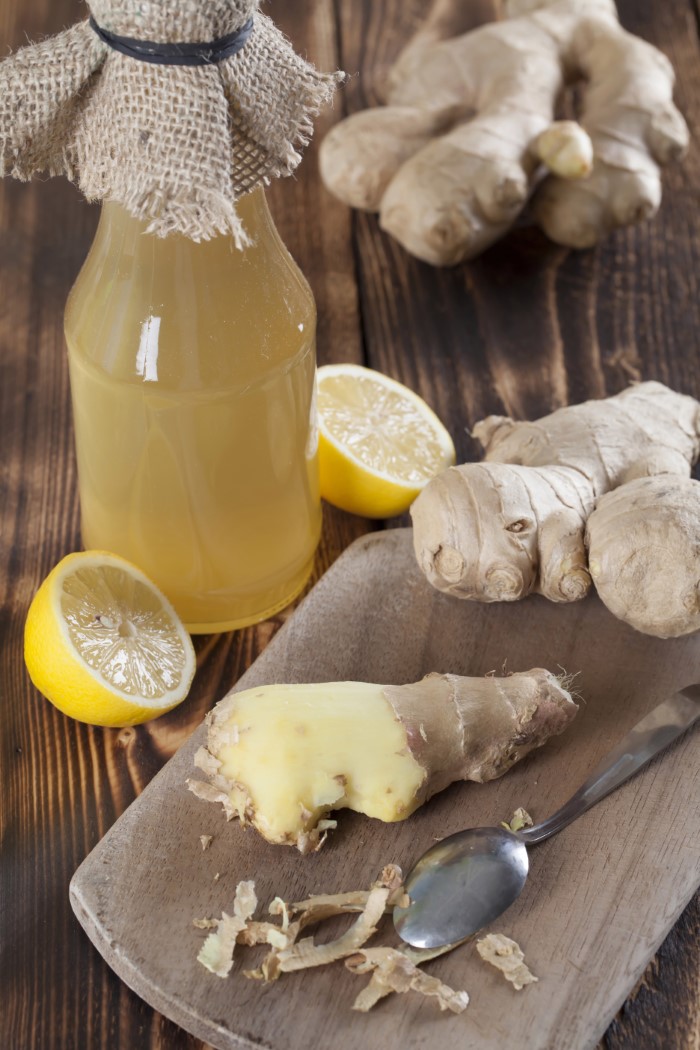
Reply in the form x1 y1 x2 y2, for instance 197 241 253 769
65 190 321 633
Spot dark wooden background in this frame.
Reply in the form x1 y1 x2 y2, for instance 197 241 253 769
1 1 698 1047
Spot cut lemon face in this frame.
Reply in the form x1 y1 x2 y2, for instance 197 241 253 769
316 364 456 518
24 551 196 727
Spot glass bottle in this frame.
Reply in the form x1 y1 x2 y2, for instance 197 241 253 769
65 188 321 633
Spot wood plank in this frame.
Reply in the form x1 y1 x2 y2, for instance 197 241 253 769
603 895 700 1050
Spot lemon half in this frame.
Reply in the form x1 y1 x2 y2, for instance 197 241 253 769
317 364 456 518
24 551 196 727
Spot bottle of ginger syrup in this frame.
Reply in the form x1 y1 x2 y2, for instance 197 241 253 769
0 0 340 632
65 188 321 632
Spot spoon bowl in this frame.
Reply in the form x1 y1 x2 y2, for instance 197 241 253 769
394 826 528 949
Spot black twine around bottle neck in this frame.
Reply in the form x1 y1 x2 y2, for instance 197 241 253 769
88 15 254 67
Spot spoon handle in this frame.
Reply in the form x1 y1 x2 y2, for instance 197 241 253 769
520 685 700 846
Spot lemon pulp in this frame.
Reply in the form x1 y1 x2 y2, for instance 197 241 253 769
60 563 190 700
316 364 455 518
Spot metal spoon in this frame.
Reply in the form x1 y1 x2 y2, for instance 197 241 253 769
394 684 700 949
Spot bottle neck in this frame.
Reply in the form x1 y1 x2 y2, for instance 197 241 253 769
95 185 275 261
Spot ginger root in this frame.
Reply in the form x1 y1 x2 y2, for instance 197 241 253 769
411 382 700 617
319 0 689 264
188 670 576 852
586 475 700 638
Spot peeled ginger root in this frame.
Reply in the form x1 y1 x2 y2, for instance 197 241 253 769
319 0 689 264
187 670 576 853
587 475 700 638
412 382 700 620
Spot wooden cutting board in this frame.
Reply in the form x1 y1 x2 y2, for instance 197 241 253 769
70 528 700 1050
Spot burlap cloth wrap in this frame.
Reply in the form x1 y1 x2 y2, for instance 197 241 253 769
0 1 342 241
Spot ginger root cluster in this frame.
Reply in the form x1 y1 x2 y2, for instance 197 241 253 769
320 0 689 265
411 382 700 638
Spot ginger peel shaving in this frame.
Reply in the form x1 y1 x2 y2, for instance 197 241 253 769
194 865 469 1013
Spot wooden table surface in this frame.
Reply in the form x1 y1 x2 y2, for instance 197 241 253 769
1 1 698 1048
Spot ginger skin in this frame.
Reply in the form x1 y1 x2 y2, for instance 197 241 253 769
586 475 700 638
411 382 700 608
188 669 576 853
319 0 688 265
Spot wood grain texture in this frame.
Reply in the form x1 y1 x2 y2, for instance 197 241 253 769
0 0 699 1048
70 530 700 1050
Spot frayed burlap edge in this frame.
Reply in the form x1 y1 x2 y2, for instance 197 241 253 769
0 15 343 242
